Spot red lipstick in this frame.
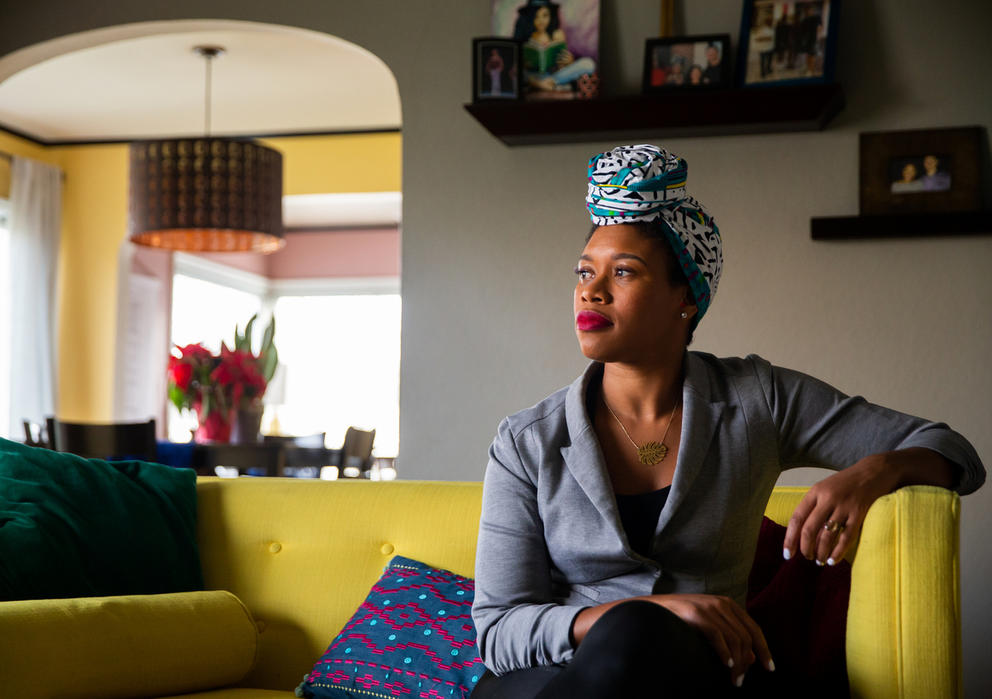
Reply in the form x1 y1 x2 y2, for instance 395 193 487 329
576 310 613 331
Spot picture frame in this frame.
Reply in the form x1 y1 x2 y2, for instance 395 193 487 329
737 0 840 87
491 0 601 101
642 34 732 93
472 37 524 102
859 126 983 215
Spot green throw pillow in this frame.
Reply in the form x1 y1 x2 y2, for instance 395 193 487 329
0 437 203 601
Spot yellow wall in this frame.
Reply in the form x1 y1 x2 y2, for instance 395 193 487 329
2 128 401 420
0 131 58 197
48 144 129 420
261 132 401 195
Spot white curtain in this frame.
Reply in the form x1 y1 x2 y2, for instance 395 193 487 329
7 156 62 437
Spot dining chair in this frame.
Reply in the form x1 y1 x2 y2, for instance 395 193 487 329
340 426 376 478
22 419 50 448
50 418 158 462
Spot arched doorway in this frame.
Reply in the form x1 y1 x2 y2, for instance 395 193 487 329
0 20 403 460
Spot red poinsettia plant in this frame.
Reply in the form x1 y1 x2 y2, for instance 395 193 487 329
167 314 278 442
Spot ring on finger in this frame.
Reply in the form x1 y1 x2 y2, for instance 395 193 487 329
823 519 846 534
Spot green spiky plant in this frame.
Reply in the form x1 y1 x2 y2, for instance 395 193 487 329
231 313 279 386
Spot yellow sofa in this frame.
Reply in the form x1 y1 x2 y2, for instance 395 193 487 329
0 479 962 698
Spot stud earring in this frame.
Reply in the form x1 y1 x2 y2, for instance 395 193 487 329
680 311 688 319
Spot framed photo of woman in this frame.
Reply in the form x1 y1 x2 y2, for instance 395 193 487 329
491 0 601 100
642 34 732 93
737 0 840 86
472 38 524 101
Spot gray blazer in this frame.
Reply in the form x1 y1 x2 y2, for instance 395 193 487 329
471 352 985 675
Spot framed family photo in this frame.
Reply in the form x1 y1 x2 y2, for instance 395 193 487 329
737 0 840 86
859 126 983 215
491 0 601 100
642 34 732 93
472 37 523 101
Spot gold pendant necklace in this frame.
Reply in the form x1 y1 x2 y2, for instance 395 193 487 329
603 395 680 466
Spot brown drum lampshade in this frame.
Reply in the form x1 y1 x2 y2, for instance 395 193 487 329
128 137 285 253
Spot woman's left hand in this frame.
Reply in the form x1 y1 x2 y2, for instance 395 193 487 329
782 455 898 566
784 448 956 565
556 48 574 68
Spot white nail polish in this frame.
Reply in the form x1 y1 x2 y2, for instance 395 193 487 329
782 548 791 560
735 675 744 688
815 559 824 567
768 660 776 672
727 658 734 669
827 557 836 566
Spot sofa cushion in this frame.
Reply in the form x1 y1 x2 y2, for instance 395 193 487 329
0 437 203 600
0 590 258 699
300 555 485 699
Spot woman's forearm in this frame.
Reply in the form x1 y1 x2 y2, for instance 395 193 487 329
860 446 956 491
572 597 651 645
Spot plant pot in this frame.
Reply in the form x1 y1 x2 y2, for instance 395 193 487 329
194 404 233 444
231 403 264 444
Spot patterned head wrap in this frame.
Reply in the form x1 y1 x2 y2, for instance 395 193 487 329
586 144 723 323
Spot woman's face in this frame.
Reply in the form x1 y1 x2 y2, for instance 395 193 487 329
574 224 692 364
534 6 550 32
902 163 918 182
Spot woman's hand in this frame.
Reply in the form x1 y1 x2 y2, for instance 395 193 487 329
556 48 575 68
783 448 955 565
653 593 774 687
572 593 773 686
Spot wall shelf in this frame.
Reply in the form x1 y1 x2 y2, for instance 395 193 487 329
810 211 992 240
464 83 844 145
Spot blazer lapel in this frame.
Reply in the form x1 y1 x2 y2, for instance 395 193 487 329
560 363 624 537
655 352 724 535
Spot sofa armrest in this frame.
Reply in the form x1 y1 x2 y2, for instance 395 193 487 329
847 485 961 699
0 590 259 699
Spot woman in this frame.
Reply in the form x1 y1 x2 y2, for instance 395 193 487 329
892 161 924 193
471 145 985 697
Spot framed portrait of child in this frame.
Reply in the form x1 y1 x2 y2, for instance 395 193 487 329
472 37 524 101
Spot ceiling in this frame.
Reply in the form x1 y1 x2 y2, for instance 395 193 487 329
0 20 402 142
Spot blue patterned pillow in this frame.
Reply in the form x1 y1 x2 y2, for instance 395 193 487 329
300 556 484 699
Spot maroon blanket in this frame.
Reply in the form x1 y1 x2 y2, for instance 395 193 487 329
745 516 851 697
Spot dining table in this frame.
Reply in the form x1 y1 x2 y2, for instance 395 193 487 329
155 440 343 478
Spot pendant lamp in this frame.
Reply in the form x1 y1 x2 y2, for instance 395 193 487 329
128 46 285 253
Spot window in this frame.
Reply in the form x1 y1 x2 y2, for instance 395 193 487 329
167 252 402 457
0 198 9 438
272 292 401 457
168 254 264 442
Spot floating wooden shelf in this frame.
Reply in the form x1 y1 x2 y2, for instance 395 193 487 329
464 83 845 145
811 211 992 240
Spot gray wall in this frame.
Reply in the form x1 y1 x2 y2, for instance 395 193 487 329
2 1 989 694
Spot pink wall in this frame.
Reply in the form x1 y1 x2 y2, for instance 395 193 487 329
193 251 269 276
267 228 400 279
190 228 399 280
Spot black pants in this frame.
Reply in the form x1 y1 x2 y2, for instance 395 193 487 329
471 600 778 699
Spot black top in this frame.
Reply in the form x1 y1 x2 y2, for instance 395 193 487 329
615 486 671 557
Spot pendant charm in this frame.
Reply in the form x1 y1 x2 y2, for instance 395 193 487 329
638 441 668 465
